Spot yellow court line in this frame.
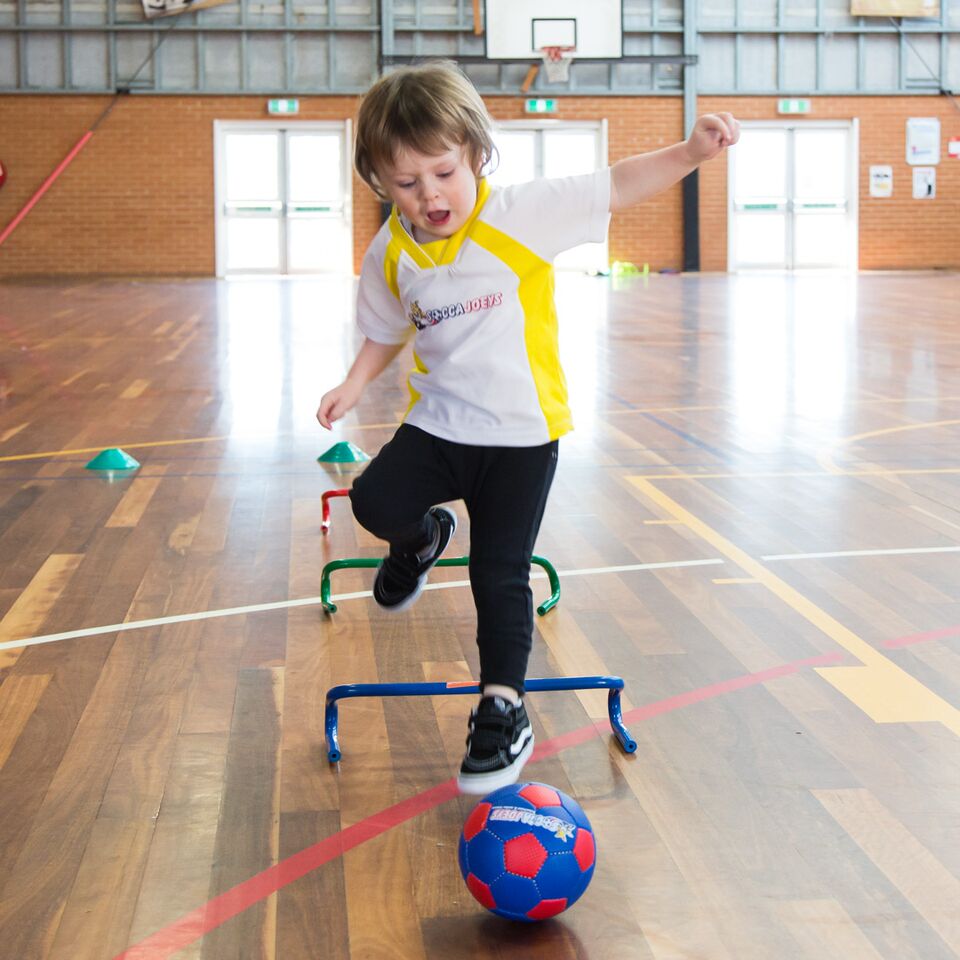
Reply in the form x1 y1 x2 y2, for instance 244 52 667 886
911 505 960 533
0 435 231 463
0 428 401 464
843 419 960 442
628 476 960 736
817 419 960 475
605 404 725 415
857 395 960 404
631 467 960 481
712 578 758 585
343 421 402 431
604 397 960 418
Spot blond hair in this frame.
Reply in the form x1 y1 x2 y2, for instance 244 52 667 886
355 61 496 200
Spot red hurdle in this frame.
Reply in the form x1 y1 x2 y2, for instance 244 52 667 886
321 488 350 533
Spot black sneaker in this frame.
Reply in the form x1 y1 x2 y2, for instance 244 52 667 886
372 506 457 613
457 696 535 795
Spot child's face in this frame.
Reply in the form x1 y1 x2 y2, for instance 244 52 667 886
382 144 478 242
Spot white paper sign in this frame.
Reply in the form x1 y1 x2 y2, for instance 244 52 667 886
912 167 936 199
906 118 940 165
869 165 893 198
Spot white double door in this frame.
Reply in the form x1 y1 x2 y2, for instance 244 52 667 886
728 121 858 271
490 121 608 274
215 121 352 276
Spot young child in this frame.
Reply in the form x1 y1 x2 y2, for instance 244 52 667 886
317 60 738 794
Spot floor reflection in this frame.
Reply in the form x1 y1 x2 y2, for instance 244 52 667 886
208 270 960 480
217 275 357 450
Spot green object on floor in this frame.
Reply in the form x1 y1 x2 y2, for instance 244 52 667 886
85 448 140 471
611 260 649 277
317 441 370 464
320 555 560 616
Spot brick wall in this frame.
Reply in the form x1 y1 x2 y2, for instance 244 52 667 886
0 93 956 277
0 95 370 277
699 96 960 271
486 96 685 272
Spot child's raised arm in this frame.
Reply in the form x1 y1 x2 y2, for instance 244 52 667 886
316 337 406 429
610 112 739 213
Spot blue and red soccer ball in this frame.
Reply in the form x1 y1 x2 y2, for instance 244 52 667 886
458 781 596 921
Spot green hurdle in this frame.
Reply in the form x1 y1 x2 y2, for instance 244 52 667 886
320 554 561 616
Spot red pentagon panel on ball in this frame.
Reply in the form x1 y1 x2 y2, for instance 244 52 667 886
463 802 492 841
458 782 598 922
504 834 548 878
526 898 569 920
466 873 496 909
573 828 596 871
518 784 562 809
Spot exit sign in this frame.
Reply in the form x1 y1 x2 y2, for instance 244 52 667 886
778 98 811 115
525 98 557 114
268 98 299 115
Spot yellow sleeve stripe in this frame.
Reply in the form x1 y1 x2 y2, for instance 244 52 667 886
433 178 491 266
384 234 402 299
388 208 434 270
385 180 492 277
404 349 429 420
470 220 572 441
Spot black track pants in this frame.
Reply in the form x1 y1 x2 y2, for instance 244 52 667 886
350 424 558 693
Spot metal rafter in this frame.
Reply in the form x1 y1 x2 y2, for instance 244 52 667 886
0 0 956 94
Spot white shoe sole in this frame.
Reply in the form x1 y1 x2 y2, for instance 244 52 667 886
374 507 457 614
456 734 535 795
376 573 427 613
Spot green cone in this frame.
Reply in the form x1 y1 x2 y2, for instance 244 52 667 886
317 441 370 464
85 448 141 471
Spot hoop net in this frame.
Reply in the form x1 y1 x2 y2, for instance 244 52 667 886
540 46 575 83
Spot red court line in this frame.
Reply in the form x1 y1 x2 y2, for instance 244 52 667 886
113 780 460 960
883 624 960 649
0 131 95 247
112 650 843 960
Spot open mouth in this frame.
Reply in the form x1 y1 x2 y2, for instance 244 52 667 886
426 210 451 227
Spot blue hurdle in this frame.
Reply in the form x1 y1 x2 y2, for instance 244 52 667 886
324 675 638 763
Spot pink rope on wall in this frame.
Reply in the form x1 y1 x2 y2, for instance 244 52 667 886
0 130 95 249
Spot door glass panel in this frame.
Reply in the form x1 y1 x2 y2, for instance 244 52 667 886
489 131 536 186
733 128 787 202
731 124 854 271
220 126 352 276
288 133 342 202
226 218 281 272
794 128 847 200
734 214 787 266
543 130 597 179
543 129 606 273
225 133 280 201
490 125 607 272
286 130 350 273
794 212 849 267
287 218 351 273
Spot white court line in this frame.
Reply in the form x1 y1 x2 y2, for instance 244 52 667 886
0 557 725 653
763 545 960 561
911 505 960 533
4 546 956 653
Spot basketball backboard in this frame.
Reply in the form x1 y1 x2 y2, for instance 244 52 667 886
484 0 623 60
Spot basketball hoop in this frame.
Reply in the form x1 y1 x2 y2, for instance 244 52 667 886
540 45 575 83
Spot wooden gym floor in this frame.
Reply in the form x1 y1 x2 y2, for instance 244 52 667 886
0 270 958 960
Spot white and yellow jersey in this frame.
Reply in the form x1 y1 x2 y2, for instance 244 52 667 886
356 170 611 446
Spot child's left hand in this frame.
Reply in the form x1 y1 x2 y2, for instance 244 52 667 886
685 113 740 164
